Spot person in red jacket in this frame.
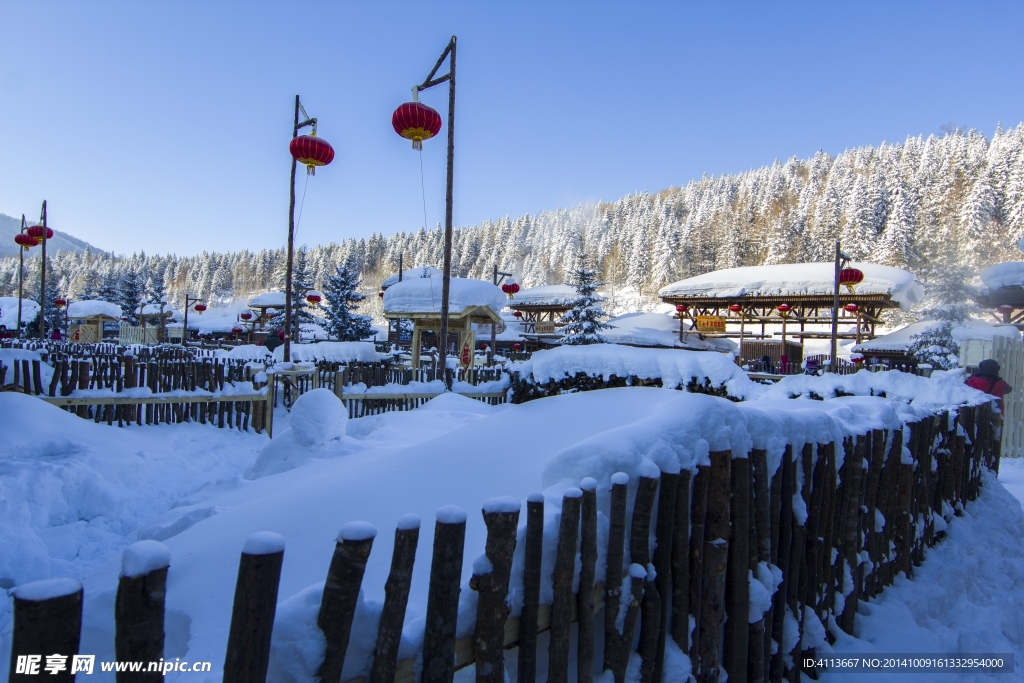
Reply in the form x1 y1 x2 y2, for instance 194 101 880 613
967 359 1013 413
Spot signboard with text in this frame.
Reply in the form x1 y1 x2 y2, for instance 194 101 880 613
695 315 727 334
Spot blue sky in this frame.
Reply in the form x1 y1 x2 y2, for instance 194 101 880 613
2 1 1023 257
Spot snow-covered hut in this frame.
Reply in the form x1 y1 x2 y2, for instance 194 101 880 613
383 277 505 367
976 262 1024 326
659 262 923 364
246 292 286 332
67 300 122 343
380 266 443 291
507 285 583 342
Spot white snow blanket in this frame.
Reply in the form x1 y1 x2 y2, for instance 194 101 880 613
659 262 924 310
513 284 584 307
0 297 40 330
274 342 383 363
854 320 1021 353
248 292 286 307
601 311 734 353
215 345 274 362
0 348 53 387
383 277 506 316
980 261 1024 290
381 266 443 289
67 300 122 320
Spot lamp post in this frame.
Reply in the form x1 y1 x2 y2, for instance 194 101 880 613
181 295 204 346
490 265 513 365
829 241 852 373
13 215 38 338
396 36 457 385
284 96 335 363
27 201 53 339
55 297 69 339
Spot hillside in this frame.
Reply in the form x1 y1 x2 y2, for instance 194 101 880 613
1 125 1021 322
0 212 105 258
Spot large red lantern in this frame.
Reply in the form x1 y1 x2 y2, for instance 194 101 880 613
840 267 864 293
289 134 335 175
501 281 520 300
231 326 244 335
54 298 67 308
26 225 53 241
997 305 1015 317
844 303 859 313
240 312 252 321
777 304 792 315
512 343 522 352
193 303 207 313
513 310 523 319
676 304 688 314
305 291 322 305
729 304 742 314
14 234 38 249
392 101 442 150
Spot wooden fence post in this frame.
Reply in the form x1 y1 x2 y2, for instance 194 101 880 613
474 498 521 683
549 488 583 683
688 464 711 667
318 523 377 683
8 578 83 683
603 473 629 673
769 446 793 683
518 494 545 683
651 469 679 683
748 450 771 683
578 479 599 683
422 507 467 683
609 565 647 683
223 532 285 683
370 516 421 683
724 455 750 683
116 541 171 683
670 468 692 652
698 451 731 683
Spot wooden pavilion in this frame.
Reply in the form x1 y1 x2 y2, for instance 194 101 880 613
506 285 578 341
246 292 285 336
976 262 1024 328
67 300 122 344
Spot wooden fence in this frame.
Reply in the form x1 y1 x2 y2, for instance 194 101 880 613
5 400 997 683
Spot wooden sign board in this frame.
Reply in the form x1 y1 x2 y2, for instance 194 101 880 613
696 315 726 334
535 321 556 335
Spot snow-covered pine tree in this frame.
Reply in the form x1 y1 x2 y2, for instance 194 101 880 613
908 322 959 370
560 252 612 345
97 270 121 303
282 247 319 341
322 255 374 341
119 269 143 324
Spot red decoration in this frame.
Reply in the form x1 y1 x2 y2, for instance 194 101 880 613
289 135 335 175
193 303 207 313
392 101 442 150
14 234 38 249
840 267 865 292
729 304 742 313
845 303 859 313
502 282 521 300
777 304 792 315
26 226 53 241
676 304 688 313
231 326 244 335
54 298 67 308
305 291 322 305
852 355 865 364
378 291 384 298
998 305 1015 316
240 312 252 321
512 343 522 352
513 310 523 318
461 342 471 366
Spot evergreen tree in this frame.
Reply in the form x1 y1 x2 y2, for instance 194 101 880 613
560 252 612 345
322 255 374 341
119 269 143 325
97 270 120 303
908 322 959 370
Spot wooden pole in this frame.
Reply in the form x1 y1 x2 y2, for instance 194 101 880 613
698 451 732 683
422 506 467 683
16 215 25 336
474 499 520 683
518 494 544 683
549 489 583 683
610 566 647 683
670 468 692 651
638 572 661 683
9 578 82 683
578 480 599 683
748 450 771 683
38 200 47 340
652 470 679 683
370 517 420 683
724 456 750 683
688 465 711 667
769 448 794 683
830 240 840 372
318 523 377 683
224 533 285 683
284 95 300 363
116 541 171 683
603 473 629 672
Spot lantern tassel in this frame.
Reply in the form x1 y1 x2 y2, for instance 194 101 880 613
412 140 422 151
307 165 316 176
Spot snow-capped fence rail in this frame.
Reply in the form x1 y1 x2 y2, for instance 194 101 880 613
6 398 998 683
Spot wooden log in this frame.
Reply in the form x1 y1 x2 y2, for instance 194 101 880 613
518 494 545 683
862 431 886 599
21 359 31 394
422 508 467 683
549 490 582 683
578 480 599 683
769 447 793 683
223 533 285 683
638 574 661 683
748 450 771 683
670 468 692 651
816 443 837 618
651 470 678 683
782 445 810 683
630 474 661 567
698 450 732 683
32 359 42 395
474 500 520 683
318 523 377 683
603 474 630 673
688 465 711 666
838 437 865 633
724 455 750 683
609 566 646 683
115 541 170 683
8 578 83 683
802 445 827 625
894 425 917 579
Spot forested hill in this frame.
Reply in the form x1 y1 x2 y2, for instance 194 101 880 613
2 125 1022 322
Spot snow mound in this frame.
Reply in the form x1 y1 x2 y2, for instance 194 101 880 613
67 299 122 319
761 368 991 409
383 277 507 316
289 389 347 447
0 348 53 387
12 577 81 601
217 345 274 361
277 342 383 364
980 261 1024 290
248 292 286 307
381 266 443 289
0 296 40 330
513 284 584 307
338 521 377 542
418 392 504 415
122 540 171 577
244 531 285 555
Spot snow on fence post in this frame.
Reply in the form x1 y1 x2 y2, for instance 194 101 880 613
473 498 521 683
548 488 583 683
8 578 83 683
723 455 750 683
517 494 545 683
578 479 599 683
318 522 377 683
116 541 171 683
369 516 421 683
223 533 285 683
670 467 692 653
602 473 629 673
421 507 467 683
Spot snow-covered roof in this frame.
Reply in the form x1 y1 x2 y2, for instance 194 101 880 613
140 303 180 317
512 284 587 307
68 300 122 320
659 262 924 310
381 266 443 289
472 311 528 342
0 297 40 329
383 277 507 316
248 292 286 307
980 262 1024 290
853 320 1021 353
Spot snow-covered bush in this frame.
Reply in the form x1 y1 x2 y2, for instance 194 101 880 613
908 321 960 370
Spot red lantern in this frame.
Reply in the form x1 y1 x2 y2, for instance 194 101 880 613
777 304 791 315
231 326 244 335
845 303 859 313
392 101 442 150
676 304 688 314
513 310 523 318
54 298 67 308
729 304 742 313
26 226 53 241
378 291 384 298
502 281 521 300
240 312 252 321
306 291 322 305
289 134 335 175
14 234 38 249
839 267 865 293
194 303 207 313
513 343 522 352
997 305 1015 317
852 354 865 364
